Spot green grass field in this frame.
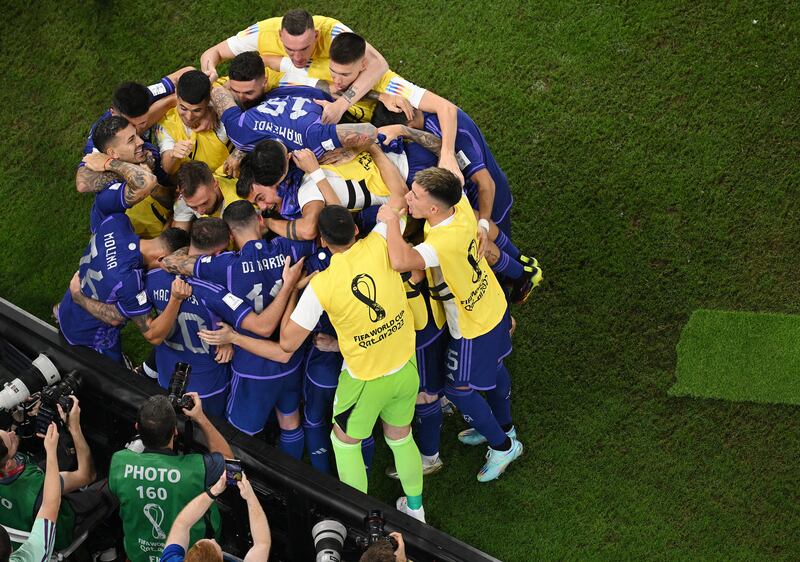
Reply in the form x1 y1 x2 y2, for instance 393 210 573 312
3 1 800 560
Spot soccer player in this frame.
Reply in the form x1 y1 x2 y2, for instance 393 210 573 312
171 161 243 231
79 116 165 237
207 82 377 159
55 214 189 363
323 32 464 185
199 178 426 522
200 9 388 123
80 68 192 157
162 202 312 453
379 167 523 482
155 70 235 177
143 218 247 417
225 51 283 110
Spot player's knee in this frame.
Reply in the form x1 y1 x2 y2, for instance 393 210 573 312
382 422 411 441
332 423 360 445
276 408 301 430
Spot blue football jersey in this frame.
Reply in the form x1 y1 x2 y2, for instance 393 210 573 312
193 237 315 378
145 270 252 396
57 214 149 349
221 88 341 157
423 109 513 224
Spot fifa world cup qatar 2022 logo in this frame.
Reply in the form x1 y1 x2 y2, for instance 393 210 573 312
467 240 482 283
351 273 386 322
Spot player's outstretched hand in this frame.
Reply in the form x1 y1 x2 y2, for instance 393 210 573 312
296 270 317 290
171 277 193 301
281 256 306 288
69 271 81 297
203 67 219 85
291 149 321 174
315 98 348 125
378 93 414 121
199 321 237 346
214 343 234 364
82 152 113 172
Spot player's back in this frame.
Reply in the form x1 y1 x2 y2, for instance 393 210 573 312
145 270 243 396
57 214 147 349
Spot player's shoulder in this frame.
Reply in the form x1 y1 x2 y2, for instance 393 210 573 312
188 276 227 296
313 15 349 34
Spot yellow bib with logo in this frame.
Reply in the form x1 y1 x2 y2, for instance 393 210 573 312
156 108 231 175
424 195 506 339
322 151 390 197
311 232 415 380
405 271 447 332
126 196 171 239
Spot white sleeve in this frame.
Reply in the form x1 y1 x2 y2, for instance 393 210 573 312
297 178 325 209
226 28 261 56
372 217 406 239
290 284 325 330
173 198 198 222
155 125 176 153
413 242 439 268
384 75 427 109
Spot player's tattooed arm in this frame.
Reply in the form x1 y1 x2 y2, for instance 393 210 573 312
396 126 442 155
335 123 377 149
75 166 123 194
210 86 237 118
103 160 158 207
129 313 153 334
266 201 322 241
161 248 198 276
69 279 126 326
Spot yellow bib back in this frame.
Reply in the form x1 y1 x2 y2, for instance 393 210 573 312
322 151 390 197
311 232 415 380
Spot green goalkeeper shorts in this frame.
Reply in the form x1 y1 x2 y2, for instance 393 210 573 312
332 356 419 440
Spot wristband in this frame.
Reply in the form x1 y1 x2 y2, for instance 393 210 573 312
309 169 326 184
478 219 490 232
206 488 222 500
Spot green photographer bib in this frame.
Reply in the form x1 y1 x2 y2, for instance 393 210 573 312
109 450 220 562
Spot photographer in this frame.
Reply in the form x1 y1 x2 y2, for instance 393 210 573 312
0 423 59 562
359 532 408 562
108 393 233 562
0 397 108 551
160 472 270 562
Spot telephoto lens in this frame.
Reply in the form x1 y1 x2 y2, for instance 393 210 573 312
0 354 60 411
312 519 347 562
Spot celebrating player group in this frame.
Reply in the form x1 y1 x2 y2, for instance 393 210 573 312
53 9 543 523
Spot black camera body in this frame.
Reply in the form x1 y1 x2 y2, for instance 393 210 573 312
358 510 397 551
35 372 80 434
168 362 195 412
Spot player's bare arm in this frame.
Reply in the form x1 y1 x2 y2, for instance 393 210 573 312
70 284 126 327
200 41 236 83
335 123 377 149
367 144 409 211
471 168 496 223
292 149 342 206
417 90 463 183
130 277 192 344
81 152 158 206
266 200 324 241
223 148 247 177
75 167 124 194
380 124 443 155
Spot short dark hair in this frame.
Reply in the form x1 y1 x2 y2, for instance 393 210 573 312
250 140 288 186
177 161 215 198
235 158 255 198
414 167 462 208
281 9 314 35
318 205 355 246
0 525 10 562
159 227 191 254
137 395 176 449
229 52 266 82
370 102 410 128
177 70 211 104
191 218 229 251
112 82 151 118
330 32 366 65
358 540 395 562
223 200 258 230
92 115 131 153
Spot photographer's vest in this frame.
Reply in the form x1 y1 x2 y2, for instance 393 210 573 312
424 195 506 339
108 450 220 562
310 231 415 381
0 458 76 549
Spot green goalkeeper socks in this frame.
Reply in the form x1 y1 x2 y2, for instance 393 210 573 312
385 432 424 500
331 430 368 493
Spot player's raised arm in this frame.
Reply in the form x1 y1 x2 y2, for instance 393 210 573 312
366 143 409 212
200 40 237 84
81 151 157 206
417 91 463 184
